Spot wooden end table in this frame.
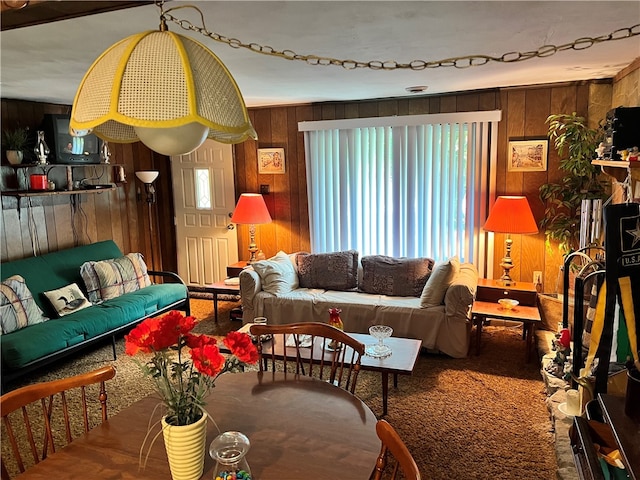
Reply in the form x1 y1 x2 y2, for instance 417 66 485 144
471 300 541 362
202 281 240 323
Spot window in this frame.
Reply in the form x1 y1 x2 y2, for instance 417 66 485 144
299 111 500 270
194 168 211 210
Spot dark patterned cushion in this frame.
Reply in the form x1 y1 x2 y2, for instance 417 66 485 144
296 250 359 291
80 253 151 303
360 255 435 297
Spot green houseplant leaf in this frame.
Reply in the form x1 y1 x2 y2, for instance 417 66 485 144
539 112 607 254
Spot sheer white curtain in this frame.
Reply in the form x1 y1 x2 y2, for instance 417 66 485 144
299 111 500 269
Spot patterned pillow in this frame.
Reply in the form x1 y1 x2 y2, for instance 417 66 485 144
0 275 48 334
296 250 359 291
420 256 460 307
252 251 299 295
80 253 151 303
360 255 435 297
43 283 92 317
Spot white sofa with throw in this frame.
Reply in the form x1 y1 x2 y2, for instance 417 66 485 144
239 250 478 358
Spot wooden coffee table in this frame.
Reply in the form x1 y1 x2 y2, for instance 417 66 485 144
239 324 421 416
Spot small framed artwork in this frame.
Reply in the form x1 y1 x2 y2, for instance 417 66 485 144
258 148 286 174
507 139 548 172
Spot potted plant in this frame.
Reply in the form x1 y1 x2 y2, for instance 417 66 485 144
2 127 29 165
539 112 607 255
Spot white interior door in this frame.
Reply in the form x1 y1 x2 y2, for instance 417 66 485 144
171 139 238 287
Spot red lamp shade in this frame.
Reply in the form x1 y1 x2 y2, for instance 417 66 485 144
231 194 272 225
483 196 538 234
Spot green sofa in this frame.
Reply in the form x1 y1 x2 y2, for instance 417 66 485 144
1 240 189 391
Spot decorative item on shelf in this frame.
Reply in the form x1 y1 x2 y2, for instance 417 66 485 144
69 2 256 156
126 311 258 480
230 193 272 263
2 127 28 165
366 325 393 358
29 173 48 191
100 140 111 164
210 431 252 480
544 328 572 380
482 195 539 286
327 307 344 350
33 130 50 165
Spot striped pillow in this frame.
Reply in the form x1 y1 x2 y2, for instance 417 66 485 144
0 275 48 335
80 253 151 303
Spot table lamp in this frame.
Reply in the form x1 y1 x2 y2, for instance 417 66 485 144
483 195 538 285
231 193 272 263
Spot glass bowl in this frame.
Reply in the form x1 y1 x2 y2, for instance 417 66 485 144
498 298 519 310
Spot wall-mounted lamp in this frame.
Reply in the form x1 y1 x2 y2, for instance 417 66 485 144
69 4 256 156
483 195 538 285
231 193 272 263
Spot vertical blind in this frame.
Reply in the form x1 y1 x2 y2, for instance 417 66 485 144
299 111 501 270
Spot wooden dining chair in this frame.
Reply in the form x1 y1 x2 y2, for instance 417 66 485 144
371 419 422 480
0 365 116 480
249 322 365 394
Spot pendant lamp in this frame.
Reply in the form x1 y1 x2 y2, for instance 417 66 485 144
70 12 257 156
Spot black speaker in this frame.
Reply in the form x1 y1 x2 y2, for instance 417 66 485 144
603 106 640 160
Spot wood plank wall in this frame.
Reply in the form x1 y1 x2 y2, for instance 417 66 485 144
235 81 608 293
0 99 175 273
2 78 617 293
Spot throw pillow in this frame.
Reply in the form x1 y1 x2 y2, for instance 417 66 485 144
296 250 359 291
420 256 461 307
81 253 151 303
251 251 299 295
43 283 91 317
360 255 435 297
0 275 48 334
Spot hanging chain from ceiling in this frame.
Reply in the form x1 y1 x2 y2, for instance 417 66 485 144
160 4 639 71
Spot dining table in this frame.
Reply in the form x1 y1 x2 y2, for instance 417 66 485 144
15 371 380 479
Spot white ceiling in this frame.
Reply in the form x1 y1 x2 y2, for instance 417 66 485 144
1 1 639 108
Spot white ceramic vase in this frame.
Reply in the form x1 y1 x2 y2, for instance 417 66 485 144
6 150 23 165
161 411 208 480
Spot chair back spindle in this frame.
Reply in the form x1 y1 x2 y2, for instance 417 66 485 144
250 322 365 394
1 365 116 479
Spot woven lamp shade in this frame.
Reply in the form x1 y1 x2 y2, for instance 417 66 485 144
70 30 257 151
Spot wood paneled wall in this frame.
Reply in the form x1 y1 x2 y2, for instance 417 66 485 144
235 81 609 293
0 99 175 273
3 76 624 293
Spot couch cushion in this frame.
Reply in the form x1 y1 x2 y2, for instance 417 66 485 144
81 253 151 303
296 250 359 291
420 256 461 307
43 283 91 317
251 251 299 295
360 255 435 297
0 275 48 334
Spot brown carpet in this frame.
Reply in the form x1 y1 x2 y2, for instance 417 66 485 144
2 298 556 479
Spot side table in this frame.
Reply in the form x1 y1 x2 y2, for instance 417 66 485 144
203 281 240 323
227 261 249 278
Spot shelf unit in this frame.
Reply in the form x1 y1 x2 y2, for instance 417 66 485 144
592 159 640 203
1 163 126 197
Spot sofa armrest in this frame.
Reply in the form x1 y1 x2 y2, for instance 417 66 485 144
239 268 262 316
148 270 187 286
444 263 478 321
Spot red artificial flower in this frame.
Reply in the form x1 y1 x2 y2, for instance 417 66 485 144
185 333 218 349
190 344 225 377
125 318 160 355
223 331 259 364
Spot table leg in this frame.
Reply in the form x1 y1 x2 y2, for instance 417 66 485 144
525 323 536 363
213 291 219 323
475 314 484 355
381 371 389 416
393 373 398 389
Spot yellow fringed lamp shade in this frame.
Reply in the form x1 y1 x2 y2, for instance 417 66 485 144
70 30 257 155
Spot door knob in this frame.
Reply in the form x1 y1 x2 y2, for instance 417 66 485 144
227 224 235 230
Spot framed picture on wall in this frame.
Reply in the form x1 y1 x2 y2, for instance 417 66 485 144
258 148 286 174
507 139 548 172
